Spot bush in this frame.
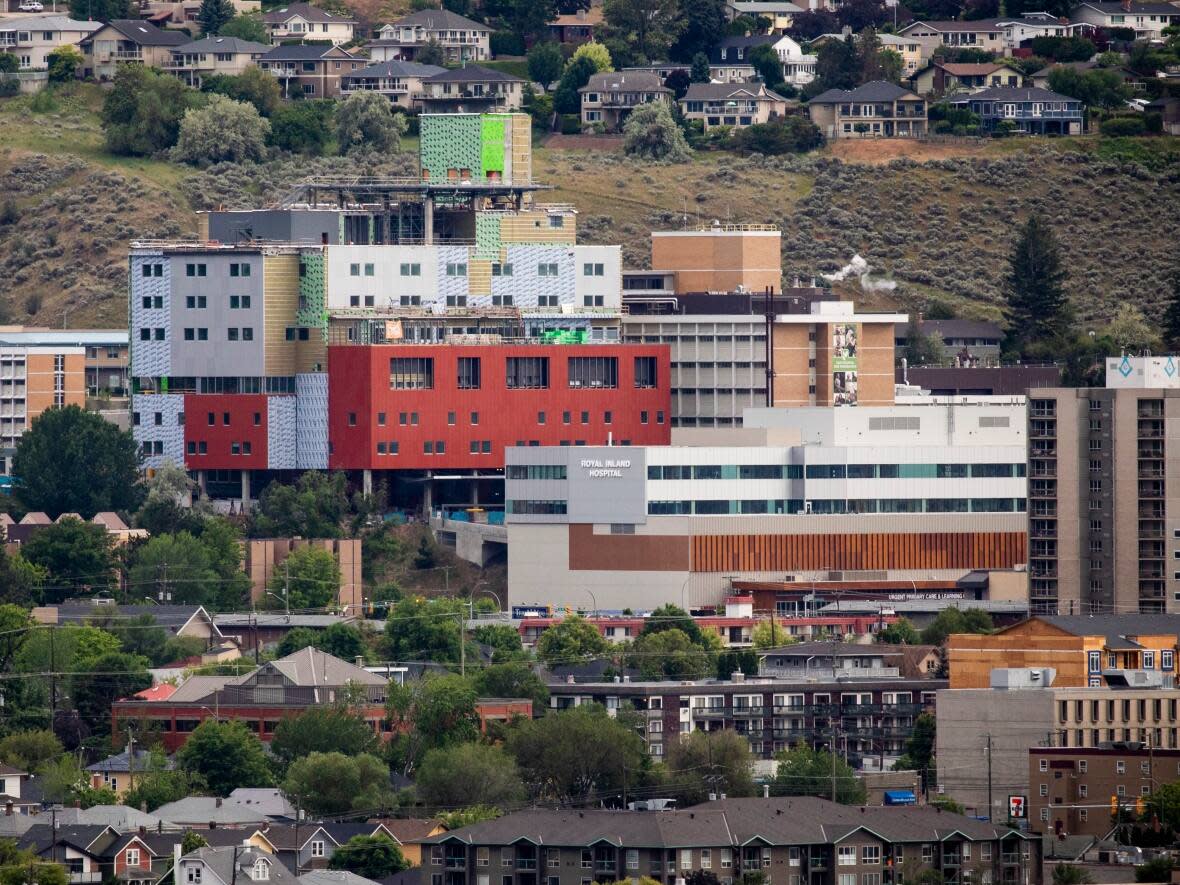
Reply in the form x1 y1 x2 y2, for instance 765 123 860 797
173 94 269 166
0 77 18 98
268 100 333 155
46 46 82 83
336 92 406 153
490 30 524 56
0 53 17 73
1100 116 1146 137
731 118 823 154
623 101 692 162
0 200 17 226
560 113 580 134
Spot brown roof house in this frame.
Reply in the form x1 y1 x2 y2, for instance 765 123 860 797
259 43 364 98
81 19 188 81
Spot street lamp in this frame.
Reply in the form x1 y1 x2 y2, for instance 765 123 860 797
583 589 598 617
265 588 289 616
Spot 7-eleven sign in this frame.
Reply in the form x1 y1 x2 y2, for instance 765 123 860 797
1009 795 1027 819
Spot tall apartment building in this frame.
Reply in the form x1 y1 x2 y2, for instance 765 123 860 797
130 114 671 504
505 394 1027 610
1028 357 1180 616
0 328 129 476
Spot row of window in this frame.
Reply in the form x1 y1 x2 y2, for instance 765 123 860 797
646 498 1028 516
347 261 605 279
186 440 254 456
627 334 767 343
384 356 660 391
644 464 1025 481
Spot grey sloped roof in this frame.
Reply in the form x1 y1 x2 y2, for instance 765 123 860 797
184 846 299 885
1018 614 1180 646
53 805 165 831
105 20 189 45
949 86 1076 102
424 64 523 83
681 82 787 102
86 747 170 774
390 8 491 31
300 873 382 885
155 797 271 826
42 603 215 636
809 80 919 103
580 71 670 93
256 646 387 687
0 14 99 31
1074 1 1179 13
263 2 354 23
174 36 271 54
261 43 353 61
346 60 446 79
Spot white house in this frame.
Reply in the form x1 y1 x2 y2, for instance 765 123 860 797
0 15 99 70
1070 1 1179 39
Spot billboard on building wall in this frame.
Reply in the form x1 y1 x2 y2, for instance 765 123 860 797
833 323 858 406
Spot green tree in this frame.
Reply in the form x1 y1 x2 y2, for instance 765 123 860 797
1148 781 1180 831
196 518 252 610
919 608 992 646
624 100 692 160
1135 858 1173 883
128 532 221 607
527 41 564 90
627 628 710 680
219 13 270 43
877 619 921 645
284 752 393 815
893 712 936 772
274 627 320 657
535 614 609 667
772 743 866 804
690 52 711 82
181 832 209 854
1047 66 1128 110
13 405 142 517
384 596 465 664
602 0 683 63
810 34 859 94
751 620 792 649
1106 303 1160 354
663 729 755 805
101 65 201 156
670 0 726 62
203 66 282 117
0 730 62 771
571 40 613 73
505 704 645 804
316 623 365 660
1002 214 1070 357
416 38 445 66
336 92 408 153
268 546 340 610
175 720 272 796
268 100 333 154
253 472 349 538
67 0 129 21
21 519 117 602
903 321 947 366
0 53 17 73
72 652 152 736
328 835 410 879
386 673 480 775
437 805 502 829
715 649 760 680
553 54 598 115
489 0 556 44
46 46 82 83
415 742 526 809
0 555 44 608
97 613 168 666
0 843 69 885
197 0 235 35
1052 865 1095 885
122 754 206 812
471 625 527 662
472 662 549 711
731 118 824 154
173 94 269 166
748 43 786 92
270 706 379 766
640 604 702 643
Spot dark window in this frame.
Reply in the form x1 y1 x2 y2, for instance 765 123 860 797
506 357 549 389
635 356 658 389
568 356 618 389
390 357 434 389
457 357 481 389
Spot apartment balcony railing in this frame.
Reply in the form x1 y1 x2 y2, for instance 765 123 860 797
97 50 144 62
732 706 765 717
692 708 726 718
516 860 538 870
773 705 805 715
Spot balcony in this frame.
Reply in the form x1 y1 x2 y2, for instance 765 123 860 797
773 729 807 740
773 705 805 715
692 707 726 718
1139 466 1165 478
732 706 765 717
516 860 538 871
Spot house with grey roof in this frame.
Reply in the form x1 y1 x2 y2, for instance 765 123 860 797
807 81 927 138
372 9 491 64
679 81 790 131
0 15 100 71
948 86 1082 134
155 797 271 829
258 43 363 98
898 14 1090 53
299 872 379 885
422 797 1042 885
725 0 805 35
32 602 221 642
340 59 446 109
578 70 671 131
178 845 298 885
415 65 524 112
166 35 271 88
1070 1 1179 39
263 2 355 45
81 19 188 80
895 319 1004 364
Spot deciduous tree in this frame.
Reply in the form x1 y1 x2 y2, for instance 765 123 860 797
21 519 117 601
337 92 408 153
72 652 152 736
175 720 272 795
670 0 726 62
173 94 269 166
384 596 466 664
527 40 565 89
268 100 334 154
101 65 201 156
771 744 866 804
219 13 270 43
268 546 339 610
253 472 349 538
329 836 409 879
571 40 613 73
877 619 921 645
284 752 393 814
627 628 711 680
663 729 755 805
270 706 379 766
602 0 683 63
415 742 526 809
535 614 609 667
203 66 281 117
0 730 62 771
472 663 549 711
386 674 480 775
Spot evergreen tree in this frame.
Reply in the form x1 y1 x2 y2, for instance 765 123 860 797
197 0 235 35
690 52 711 83
1162 271 1180 353
1003 214 1070 356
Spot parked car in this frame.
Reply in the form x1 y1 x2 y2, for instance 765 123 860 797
18 1 45 11
1126 98 1151 112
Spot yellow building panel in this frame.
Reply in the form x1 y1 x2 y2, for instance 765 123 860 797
468 258 493 296
511 113 532 183
263 253 300 377
500 212 576 244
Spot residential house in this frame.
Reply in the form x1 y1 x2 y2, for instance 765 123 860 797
53 806 166 832
758 642 909 679
777 34 817 86
414 65 524 112
19 824 120 884
726 0 806 34
370 9 491 63
1070 1 1180 39
620 62 689 82
226 788 297 821
420 798 1043 885
299 874 379 885
258 44 363 98
212 613 363 653
807 80 928 138
578 70 672 131
812 31 938 77
910 61 1022 96
0 15 100 71
165 36 270 88
154 797 272 829
102 832 162 885
262 2 355 45
86 746 172 798
265 824 338 872
948 85 1082 134
709 33 777 81
340 59 446 108
546 7 603 44
176 846 298 885
947 614 1180 689
679 81 789 131
1147 95 1180 134
899 15 1088 55
0 764 37 814
31 602 220 642
1030 60 1143 93
369 819 447 867
81 19 188 81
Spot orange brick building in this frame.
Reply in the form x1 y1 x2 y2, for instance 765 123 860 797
650 224 782 294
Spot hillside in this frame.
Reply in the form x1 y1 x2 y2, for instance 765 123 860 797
2 85 1177 329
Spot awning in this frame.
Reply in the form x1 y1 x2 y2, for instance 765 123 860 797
883 790 917 806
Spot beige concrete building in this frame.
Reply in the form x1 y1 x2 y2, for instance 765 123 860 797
938 681 1180 822
243 538 362 613
1028 359 1180 617
0 15 99 70
165 37 270 88
679 82 790 131
650 224 782 295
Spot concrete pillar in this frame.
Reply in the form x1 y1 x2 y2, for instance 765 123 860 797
240 469 251 504
471 476 480 507
196 470 207 498
423 195 434 244
422 473 433 519
363 469 373 497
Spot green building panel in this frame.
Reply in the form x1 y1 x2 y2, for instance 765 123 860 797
297 251 328 334
420 114 483 181
474 213 503 259
480 115 506 177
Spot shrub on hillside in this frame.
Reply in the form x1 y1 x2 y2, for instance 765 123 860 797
1100 116 1146 137
172 94 269 166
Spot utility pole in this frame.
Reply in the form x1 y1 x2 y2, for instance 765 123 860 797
283 560 291 615
126 727 136 795
831 724 839 802
459 600 472 678
49 624 56 725
986 733 994 822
